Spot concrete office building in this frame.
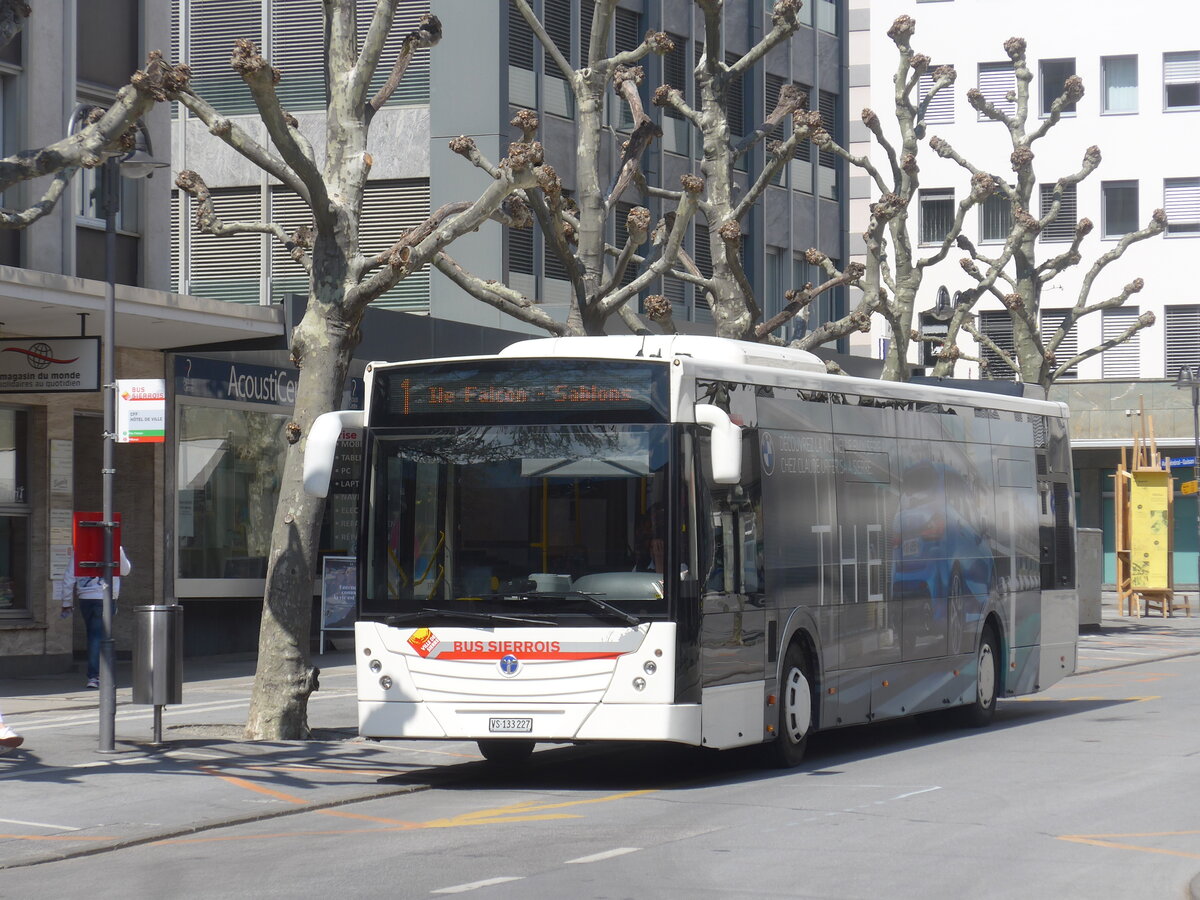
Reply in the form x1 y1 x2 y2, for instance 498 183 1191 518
846 0 1200 585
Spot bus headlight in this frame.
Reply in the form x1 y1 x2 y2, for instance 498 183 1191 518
369 659 382 672
379 676 393 690
632 677 646 691
643 660 657 675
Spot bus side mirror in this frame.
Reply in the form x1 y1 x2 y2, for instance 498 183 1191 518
695 404 742 484
303 410 364 498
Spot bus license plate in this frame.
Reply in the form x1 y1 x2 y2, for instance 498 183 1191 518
489 717 533 733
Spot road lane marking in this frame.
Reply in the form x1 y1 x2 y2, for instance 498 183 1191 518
1058 830 1200 860
0 818 81 831
891 786 941 801
565 847 640 864
432 877 524 894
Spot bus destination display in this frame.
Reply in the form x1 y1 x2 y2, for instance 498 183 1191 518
374 360 669 424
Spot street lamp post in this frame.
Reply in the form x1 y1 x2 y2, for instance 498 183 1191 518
69 108 165 752
1175 365 1200 596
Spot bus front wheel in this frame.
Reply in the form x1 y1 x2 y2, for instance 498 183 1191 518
768 643 813 768
477 739 535 765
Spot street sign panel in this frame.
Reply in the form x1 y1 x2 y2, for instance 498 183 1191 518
1183 480 1198 495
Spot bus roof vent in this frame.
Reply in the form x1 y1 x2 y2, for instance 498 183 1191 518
499 335 825 373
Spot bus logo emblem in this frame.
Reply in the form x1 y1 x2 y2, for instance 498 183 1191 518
498 654 521 677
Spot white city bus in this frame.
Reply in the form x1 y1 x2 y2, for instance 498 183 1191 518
304 335 1077 766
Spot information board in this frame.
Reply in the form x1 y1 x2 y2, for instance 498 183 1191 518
321 555 357 632
1130 471 1171 590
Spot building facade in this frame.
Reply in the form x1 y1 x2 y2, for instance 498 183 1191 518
847 0 1200 585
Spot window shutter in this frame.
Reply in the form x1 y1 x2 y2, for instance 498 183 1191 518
1165 177 1200 234
543 0 571 77
171 189 182 292
271 0 326 112
365 1 432 106
508 0 535 71
267 187 314 300
614 201 641 287
1165 305 1200 379
1164 51 1200 84
725 52 744 138
187 0 262 116
1039 183 1078 242
793 82 812 163
359 180 432 312
693 221 713 323
615 9 641 128
979 310 1016 380
578 0 594 66
817 90 838 169
1040 310 1077 378
187 187 263 303
1102 307 1141 378
508 223 534 275
918 66 954 124
977 62 1016 118
663 34 687 119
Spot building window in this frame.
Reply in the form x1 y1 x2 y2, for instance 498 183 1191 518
1040 58 1077 116
1164 51 1200 110
0 408 29 617
662 34 688 120
614 7 642 128
1039 183 1078 242
977 62 1016 119
1165 305 1200 379
1102 181 1139 239
918 64 955 124
1102 55 1138 114
508 0 536 108
979 193 1011 243
979 310 1016 380
919 189 954 245
1039 310 1077 378
1102 307 1140 379
1164 177 1200 235
182 187 262 303
816 0 837 34
725 52 745 139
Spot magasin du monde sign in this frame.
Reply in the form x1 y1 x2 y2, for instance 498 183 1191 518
0 337 100 393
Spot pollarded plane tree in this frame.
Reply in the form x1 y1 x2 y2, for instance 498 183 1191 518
794 15 994 380
926 36 1165 388
166 6 563 740
645 0 863 347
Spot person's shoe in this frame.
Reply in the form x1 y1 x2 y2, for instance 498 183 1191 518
86 677 100 689
0 725 23 753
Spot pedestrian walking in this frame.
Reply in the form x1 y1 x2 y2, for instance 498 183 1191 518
56 545 132 689
0 708 22 754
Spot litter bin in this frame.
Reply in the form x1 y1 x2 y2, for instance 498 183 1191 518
133 604 183 706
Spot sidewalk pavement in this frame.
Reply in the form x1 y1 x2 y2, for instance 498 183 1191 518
1 599 1198 870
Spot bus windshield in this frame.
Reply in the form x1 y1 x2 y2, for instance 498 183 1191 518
363 424 672 624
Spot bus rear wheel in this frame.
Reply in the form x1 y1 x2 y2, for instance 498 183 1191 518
768 643 812 768
477 739 535 765
958 625 999 728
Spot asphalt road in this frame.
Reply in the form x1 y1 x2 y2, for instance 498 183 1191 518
2 622 1200 899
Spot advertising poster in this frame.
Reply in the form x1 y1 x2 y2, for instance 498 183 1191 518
1130 471 1171 590
321 556 357 632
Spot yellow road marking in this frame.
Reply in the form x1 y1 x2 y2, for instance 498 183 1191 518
1058 831 1200 860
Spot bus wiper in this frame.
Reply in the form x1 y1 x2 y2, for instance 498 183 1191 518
386 608 552 627
526 590 640 626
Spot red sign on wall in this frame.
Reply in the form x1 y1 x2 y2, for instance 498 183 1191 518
72 512 122 577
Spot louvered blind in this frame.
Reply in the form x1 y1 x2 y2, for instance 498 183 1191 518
1165 305 1200 379
662 34 687 119
508 0 534 70
919 65 954 124
817 90 838 169
1165 177 1200 234
615 8 641 127
977 62 1016 119
578 0 594 66
726 52 744 138
614 202 641 286
187 0 262 116
508 221 534 275
1040 310 1077 378
270 0 325 111
187 187 263 303
793 81 811 164
1039 183 1077 242
979 310 1016 380
693 222 713 323
543 0 571 76
170 189 182 292
1164 51 1200 84
267 187 314 300
359 180 431 312
363 1 432 106
1101 307 1140 378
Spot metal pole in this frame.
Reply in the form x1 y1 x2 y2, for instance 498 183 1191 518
1192 369 1199 598
99 156 119 753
